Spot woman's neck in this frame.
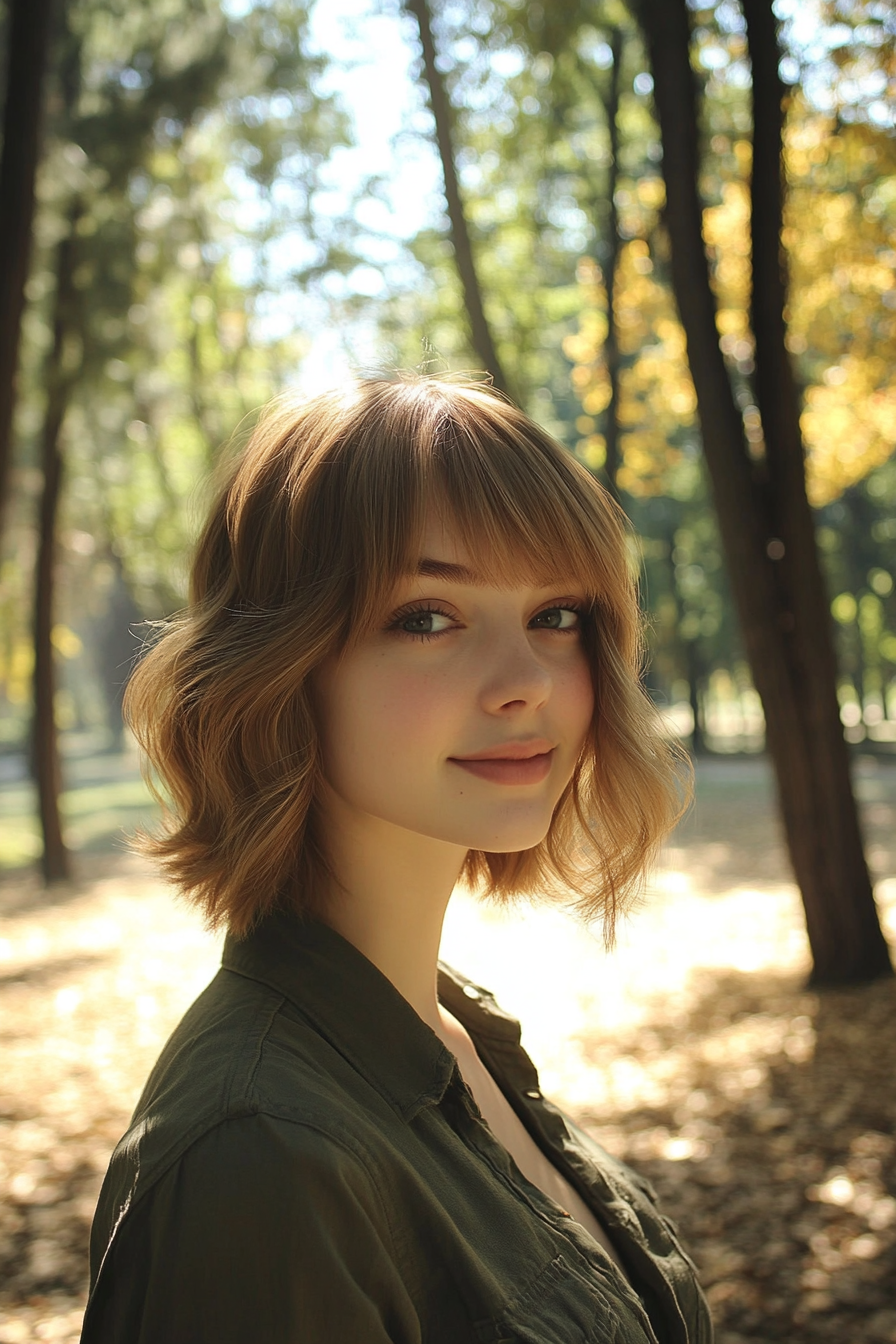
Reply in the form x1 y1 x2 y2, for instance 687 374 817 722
318 785 467 1033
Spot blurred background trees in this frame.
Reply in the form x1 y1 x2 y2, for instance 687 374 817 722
1 0 894 981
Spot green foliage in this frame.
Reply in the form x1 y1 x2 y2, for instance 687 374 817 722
1 0 357 744
377 0 658 434
2 0 895 758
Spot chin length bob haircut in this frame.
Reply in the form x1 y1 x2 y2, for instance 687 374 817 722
125 374 689 938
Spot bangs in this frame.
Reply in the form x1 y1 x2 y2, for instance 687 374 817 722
336 379 627 638
424 408 622 596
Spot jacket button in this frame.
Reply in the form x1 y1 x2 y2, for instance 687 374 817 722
525 1089 541 1099
462 984 481 999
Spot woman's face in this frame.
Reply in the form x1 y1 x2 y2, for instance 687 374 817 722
313 513 595 856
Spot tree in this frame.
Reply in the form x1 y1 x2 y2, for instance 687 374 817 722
598 27 624 496
403 0 511 394
19 0 232 879
33 204 82 882
633 0 891 983
8 0 355 877
0 0 55 535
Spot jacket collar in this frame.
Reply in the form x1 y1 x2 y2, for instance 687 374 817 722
221 911 494 1122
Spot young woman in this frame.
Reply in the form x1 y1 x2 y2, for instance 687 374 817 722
81 376 710 1343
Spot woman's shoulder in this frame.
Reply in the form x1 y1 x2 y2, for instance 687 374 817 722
103 915 452 1226
88 962 399 1295
85 1088 412 1344
117 959 396 1179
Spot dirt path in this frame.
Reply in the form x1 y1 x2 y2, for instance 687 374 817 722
1 757 895 1343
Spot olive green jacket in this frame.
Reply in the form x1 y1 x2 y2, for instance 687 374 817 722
81 913 713 1344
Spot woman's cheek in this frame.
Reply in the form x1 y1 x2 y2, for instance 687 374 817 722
376 666 458 742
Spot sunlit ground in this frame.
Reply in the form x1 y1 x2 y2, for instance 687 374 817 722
1 745 895 1342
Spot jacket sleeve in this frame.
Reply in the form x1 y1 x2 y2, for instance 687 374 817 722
81 1114 421 1344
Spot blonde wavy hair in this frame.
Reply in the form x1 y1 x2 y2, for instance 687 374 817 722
125 375 690 937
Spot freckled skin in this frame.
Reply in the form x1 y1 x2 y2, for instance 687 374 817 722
314 518 595 856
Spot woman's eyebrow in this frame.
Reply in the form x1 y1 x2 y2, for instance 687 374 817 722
415 558 486 585
414 558 582 592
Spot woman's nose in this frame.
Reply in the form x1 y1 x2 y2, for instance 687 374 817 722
478 632 552 713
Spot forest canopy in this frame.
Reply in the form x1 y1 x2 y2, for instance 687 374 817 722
2 0 894 755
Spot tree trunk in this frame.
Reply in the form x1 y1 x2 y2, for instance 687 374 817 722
633 0 892 984
33 210 80 884
0 0 55 534
403 0 511 396
742 0 889 977
600 28 624 498
684 642 706 756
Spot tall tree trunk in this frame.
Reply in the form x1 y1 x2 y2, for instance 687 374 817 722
633 0 892 984
33 209 80 884
403 0 511 396
600 28 624 498
742 0 888 975
684 640 706 756
0 0 56 534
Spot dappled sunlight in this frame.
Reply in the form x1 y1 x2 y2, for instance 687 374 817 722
1 0 894 1337
441 875 813 1107
1 763 895 1340
440 761 896 1342
0 857 222 1338
570 967 896 1343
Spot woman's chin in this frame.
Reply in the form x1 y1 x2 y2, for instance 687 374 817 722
458 820 553 855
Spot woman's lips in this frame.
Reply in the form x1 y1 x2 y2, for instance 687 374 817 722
450 749 555 786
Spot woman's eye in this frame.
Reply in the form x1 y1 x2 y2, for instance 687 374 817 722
531 606 581 631
396 609 455 636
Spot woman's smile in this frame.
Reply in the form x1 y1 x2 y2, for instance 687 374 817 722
449 738 556 786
